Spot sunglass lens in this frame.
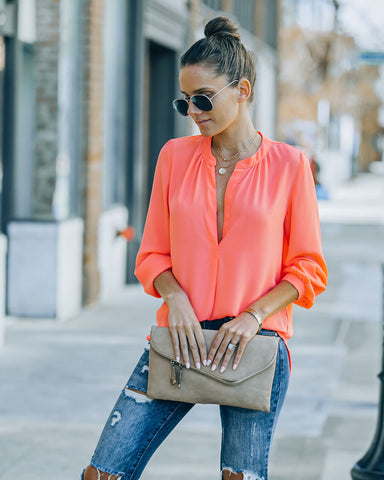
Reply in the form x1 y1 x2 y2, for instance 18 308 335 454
192 95 213 112
172 99 189 116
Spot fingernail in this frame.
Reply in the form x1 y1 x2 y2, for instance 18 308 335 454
176 356 180 362
233 364 238 370
220 366 225 373
202 360 207 366
211 364 217 372
207 359 212 366
196 362 201 369
186 362 190 369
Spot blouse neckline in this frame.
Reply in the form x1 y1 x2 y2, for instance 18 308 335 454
202 131 271 169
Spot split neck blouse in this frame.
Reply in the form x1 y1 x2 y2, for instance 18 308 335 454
135 133 327 343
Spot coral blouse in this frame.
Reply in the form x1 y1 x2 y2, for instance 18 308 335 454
135 133 327 343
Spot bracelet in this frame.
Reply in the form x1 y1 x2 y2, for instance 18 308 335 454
243 307 263 333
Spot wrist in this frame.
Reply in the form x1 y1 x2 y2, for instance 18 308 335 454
162 289 187 306
243 307 263 333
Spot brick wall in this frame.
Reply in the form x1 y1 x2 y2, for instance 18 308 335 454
33 0 105 304
81 0 104 305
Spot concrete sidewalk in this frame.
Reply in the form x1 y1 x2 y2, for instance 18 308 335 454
0 173 383 480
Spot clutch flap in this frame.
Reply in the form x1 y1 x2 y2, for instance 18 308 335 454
150 326 279 385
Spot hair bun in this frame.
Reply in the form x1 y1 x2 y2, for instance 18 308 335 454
204 17 241 41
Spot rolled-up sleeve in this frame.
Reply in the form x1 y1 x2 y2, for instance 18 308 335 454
281 153 328 308
135 141 173 297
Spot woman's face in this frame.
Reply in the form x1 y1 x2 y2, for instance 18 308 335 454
178 64 240 137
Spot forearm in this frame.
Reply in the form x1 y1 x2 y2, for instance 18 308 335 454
246 280 299 323
207 280 299 371
154 269 188 305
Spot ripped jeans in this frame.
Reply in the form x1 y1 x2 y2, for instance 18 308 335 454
81 324 289 480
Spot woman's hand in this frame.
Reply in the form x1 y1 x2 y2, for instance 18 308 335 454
154 270 207 369
207 281 299 372
166 290 207 369
207 313 260 372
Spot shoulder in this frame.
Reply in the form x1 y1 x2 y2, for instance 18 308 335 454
262 137 313 184
164 135 204 155
158 135 205 168
267 138 308 169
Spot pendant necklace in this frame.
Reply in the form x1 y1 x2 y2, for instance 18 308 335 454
216 157 238 175
213 131 258 175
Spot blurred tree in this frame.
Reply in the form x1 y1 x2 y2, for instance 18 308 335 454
278 0 382 173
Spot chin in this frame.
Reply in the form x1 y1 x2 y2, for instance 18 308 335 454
199 130 212 137
197 124 219 138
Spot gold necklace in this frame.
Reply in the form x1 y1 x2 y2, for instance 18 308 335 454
213 131 258 175
216 156 238 175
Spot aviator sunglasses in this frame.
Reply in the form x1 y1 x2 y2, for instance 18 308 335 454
172 79 238 116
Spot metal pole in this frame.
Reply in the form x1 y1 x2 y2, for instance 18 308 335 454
351 264 384 479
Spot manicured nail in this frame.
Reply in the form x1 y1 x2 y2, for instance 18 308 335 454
233 364 238 370
211 364 217 372
207 359 212 366
202 359 207 366
176 356 180 363
186 362 190 369
196 362 201 369
220 366 226 373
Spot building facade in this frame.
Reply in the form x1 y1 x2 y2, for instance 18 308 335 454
0 0 280 343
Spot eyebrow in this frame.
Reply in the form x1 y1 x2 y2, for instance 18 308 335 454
181 87 215 95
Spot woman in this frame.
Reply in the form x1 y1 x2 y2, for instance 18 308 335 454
82 16 327 480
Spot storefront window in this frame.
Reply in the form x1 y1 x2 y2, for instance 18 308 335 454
233 0 255 34
53 0 81 219
263 0 278 49
103 0 128 208
202 0 222 9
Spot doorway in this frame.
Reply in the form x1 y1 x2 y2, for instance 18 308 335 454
144 40 176 208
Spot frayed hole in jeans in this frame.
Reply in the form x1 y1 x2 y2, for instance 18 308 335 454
222 467 265 480
123 386 153 403
94 467 123 480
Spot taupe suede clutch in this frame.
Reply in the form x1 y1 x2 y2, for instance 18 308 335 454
147 326 280 412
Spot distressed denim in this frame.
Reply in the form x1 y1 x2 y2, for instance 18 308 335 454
82 321 289 480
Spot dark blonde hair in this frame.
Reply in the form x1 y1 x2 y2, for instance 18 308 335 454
180 17 256 102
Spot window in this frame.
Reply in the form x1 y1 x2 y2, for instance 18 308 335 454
103 0 129 208
233 0 255 34
54 0 82 218
202 0 223 10
263 0 278 49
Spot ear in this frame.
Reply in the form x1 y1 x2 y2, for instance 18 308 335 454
237 78 251 103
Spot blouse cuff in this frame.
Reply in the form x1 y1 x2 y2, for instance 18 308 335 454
282 272 313 309
135 255 173 298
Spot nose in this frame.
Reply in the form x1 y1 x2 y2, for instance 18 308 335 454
188 99 203 116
